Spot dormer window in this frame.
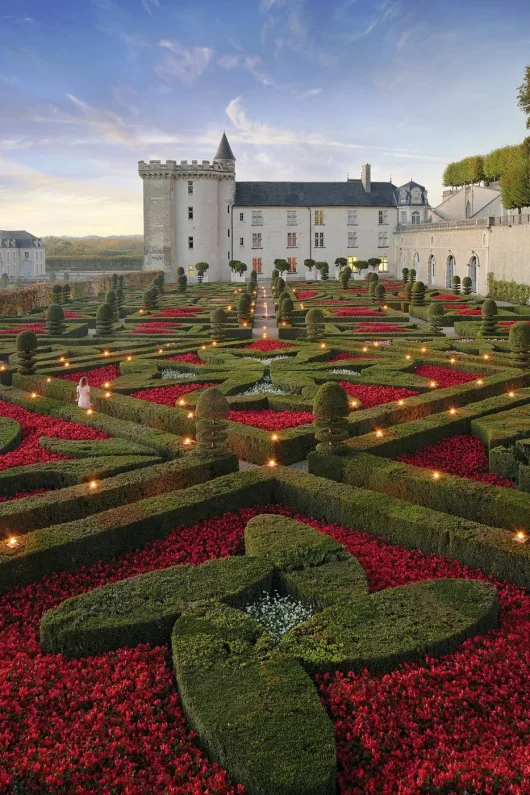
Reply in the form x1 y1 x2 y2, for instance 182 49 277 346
400 190 408 203
411 187 422 204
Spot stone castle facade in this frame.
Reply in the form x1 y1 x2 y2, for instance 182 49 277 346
0 231 46 281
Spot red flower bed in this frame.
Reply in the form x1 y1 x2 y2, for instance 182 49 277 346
455 309 482 316
59 365 121 388
131 323 182 334
499 321 530 328
396 433 513 487
132 382 217 406
166 353 204 365
242 340 294 352
294 291 317 300
0 400 109 472
352 323 407 333
152 307 204 318
229 409 314 430
0 324 46 335
334 308 382 317
40 312 84 319
0 488 51 503
329 353 374 362
442 304 470 310
414 364 480 387
433 293 463 301
2 504 529 794
338 382 419 408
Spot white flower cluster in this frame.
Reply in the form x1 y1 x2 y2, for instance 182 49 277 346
328 368 361 376
242 356 292 366
245 591 313 641
161 368 193 379
240 381 291 396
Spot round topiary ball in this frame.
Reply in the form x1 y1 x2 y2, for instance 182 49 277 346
369 272 379 283
427 302 444 318
195 387 231 420
16 330 38 351
96 302 114 321
210 308 227 324
481 299 497 317
509 321 530 348
305 308 325 325
271 269 279 281
313 381 349 417
46 304 64 322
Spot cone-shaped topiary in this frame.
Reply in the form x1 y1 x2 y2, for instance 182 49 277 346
409 269 416 283
402 267 409 284
313 381 350 455
340 272 350 289
369 272 379 283
271 269 279 281
52 284 63 305
153 273 165 293
280 296 294 325
404 281 413 298
116 288 125 309
509 322 530 367
16 330 38 375
105 290 118 318
177 274 187 293
177 266 185 277
368 280 377 303
96 302 115 335
319 263 329 281
112 273 118 290
427 302 445 334
481 298 498 338
411 280 426 306
118 275 125 289
62 284 71 303
210 308 227 342
276 290 290 310
375 283 386 304
194 387 231 457
276 277 285 294
305 308 325 341
46 304 65 336
238 293 251 324
149 287 160 309
143 289 154 311
462 276 472 295
452 275 461 295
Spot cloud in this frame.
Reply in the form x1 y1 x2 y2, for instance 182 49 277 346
217 53 240 69
255 152 274 165
295 88 323 99
156 39 215 88
217 52 274 87
141 0 159 15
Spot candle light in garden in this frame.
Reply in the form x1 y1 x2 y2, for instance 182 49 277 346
421 347 427 353
105 392 111 398
449 407 457 415
477 378 484 385
86 409 93 416
5 536 18 549
30 392 38 398
398 399 404 406
514 530 527 543
88 480 98 490
187 411 194 419
450 357 456 364
405 355 411 361
183 437 192 445
432 471 441 480
430 381 437 388
483 354 490 360
103 351 110 357
64 362 70 367
508 391 516 397
127 356 132 361
267 458 277 467
362 346 368 353
178 399 186 406
46 377 51 383
271 433 278 441
375 429 383 437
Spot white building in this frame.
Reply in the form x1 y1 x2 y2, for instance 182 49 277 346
0 231 46 281
139 133 429 282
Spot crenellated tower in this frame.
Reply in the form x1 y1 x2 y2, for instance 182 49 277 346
138 133 236 281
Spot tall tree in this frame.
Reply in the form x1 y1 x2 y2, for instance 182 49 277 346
517 65 530 128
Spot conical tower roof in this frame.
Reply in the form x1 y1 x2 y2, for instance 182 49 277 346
213 132 235 161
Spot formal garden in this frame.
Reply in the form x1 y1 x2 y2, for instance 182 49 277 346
2 265 530 794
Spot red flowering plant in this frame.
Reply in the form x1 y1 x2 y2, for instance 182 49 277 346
152 307 204 318
0 488 51 503
334 308 382 317
40 312 84 319
329 353 375 362
396 433 513 487
338 382 419 408
132 382 217 406
0 323 46 335
0 399 109 473
414 364 480 387
166 353 205 365
454 309 482 316
1 504 529 793
351 323 408 333
242 340 295 352
499 321 530 328
131 322 183 334
229 409 314 430
442 304 469 310
433 293 465 301
59 365 121 388
293 291 317 300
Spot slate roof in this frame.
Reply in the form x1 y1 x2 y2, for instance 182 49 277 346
0 231 41 247
394 181 429 206
234 180 398 207
213 133 235 161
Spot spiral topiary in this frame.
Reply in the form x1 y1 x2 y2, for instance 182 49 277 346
452 275 461 295
238 293 251 324
402 267 409 284
368 280 378 303
194 387 231 457
46 304 65 336
177 274 187 293
313 382 350 455
52 284 63 305
462 276 472 295
340 272 350 289
62 284 71 303
276 290 290 310
427 302 445 334
280 296 294 325
320 264 329 281
509 322 530 367
305 308 325 341
375 283 386 304
210 308 227 342
96 302 115 335
408 269 416 283
16 330 38 375
271 268 279 282
177 266 185 277
105 290 118 318
275 277 286 294
149 287 159 310
112 273 118 290
118 275 125 289
116 288 125 309
481 299 498 338
411 281 426 306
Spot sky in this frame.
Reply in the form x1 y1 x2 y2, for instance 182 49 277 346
1 0 529 236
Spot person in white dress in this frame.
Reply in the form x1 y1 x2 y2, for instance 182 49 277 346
76 377 92 409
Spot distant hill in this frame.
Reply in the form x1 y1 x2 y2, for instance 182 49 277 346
43 235 143 257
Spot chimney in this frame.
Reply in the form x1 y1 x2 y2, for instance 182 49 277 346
361 163 371 193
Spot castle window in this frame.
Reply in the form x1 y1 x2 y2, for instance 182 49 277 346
188 237 194 249
240 212 244 222
287 210 297 226
400 211 407 225
252 233 262 248
378 210 388 224
240 237 244 246
377 232 389 248
314 210 324 225
411 212 420 225
378 256 389 272
347 209 357 225
188 207 193 220
314 231 324 248
252 258 262 274
227 205 230 214
24 252 29 259
188 181 193 194
287 232 297 247
252 211 263 226
347 231 357 248
227 229 230 237
287 257 297 273
347 256 359 273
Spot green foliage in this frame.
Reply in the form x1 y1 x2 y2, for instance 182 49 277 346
303 259 315 271
411 281 425 306
96 302 115 335
115 287 124 308
402 267 409 284
271 269 279 280
46 304 65 336
368 280 377 303
409 269 416 283
518 66 530 128
462 276 473 295
233 261 248 277
280 296 294 324
335 257 347 270
509 321 530 366
210 308 227 342
443 155 485 187
339 271 350 289
0 273 9 287
62 284 71 303
195 387 231 456
375 283 386 303
487 273 530 304
452 275 461 295
194 262 209 284
367 258 381 270
177 267 185 277
111 273 118 289
16 330 38 375
276 277 286 294
52 284 63 305
275 259 290 275
238 293 251 323
305 308 325 341
313 382 350 454
177 274 187 293
500 162 530 211
427 302 445 334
